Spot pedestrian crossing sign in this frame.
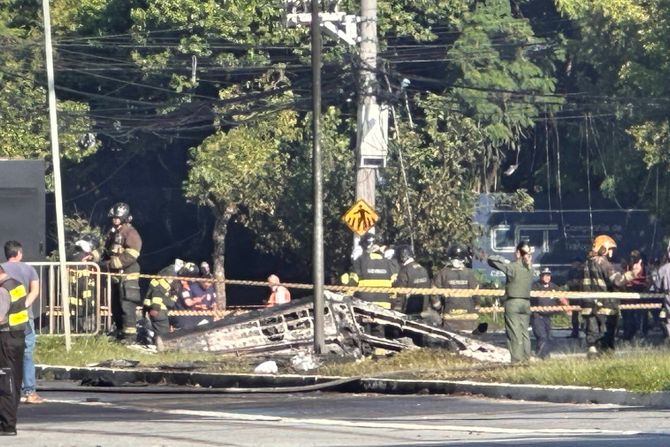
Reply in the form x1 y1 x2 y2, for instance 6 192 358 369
342 199 379 235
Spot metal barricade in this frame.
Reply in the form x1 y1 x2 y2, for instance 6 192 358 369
28 261 110 336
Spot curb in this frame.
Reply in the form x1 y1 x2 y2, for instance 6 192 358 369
36 365 670 409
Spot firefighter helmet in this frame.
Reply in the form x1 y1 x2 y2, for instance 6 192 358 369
447 244 468 261
592 234 617 255
359 232 376 249
77 233 100 252
199 261 211 277
178 262 200 278
108 202 132 223
395 245 414 264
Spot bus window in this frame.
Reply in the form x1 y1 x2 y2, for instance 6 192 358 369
516 224 558 253
491 225 515 253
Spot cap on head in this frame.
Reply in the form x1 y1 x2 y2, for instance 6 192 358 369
540 267 551 276
593 234 616 255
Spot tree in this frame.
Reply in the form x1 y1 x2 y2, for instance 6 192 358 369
183 77 300 307
0 2 98 189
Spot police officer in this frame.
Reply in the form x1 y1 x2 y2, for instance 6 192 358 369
431 244 480 332
0 265 28 436
392 245 430 315
488 241 534 363
582 234 641 355
530 268 562 359
101 202 142 343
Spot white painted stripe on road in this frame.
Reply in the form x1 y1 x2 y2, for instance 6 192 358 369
49 398 648 437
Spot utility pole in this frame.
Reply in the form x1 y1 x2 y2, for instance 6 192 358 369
356 0 380 210
42 0 72 351
311 0 325 354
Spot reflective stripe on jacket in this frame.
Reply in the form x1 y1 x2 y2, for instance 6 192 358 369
0 277 28 331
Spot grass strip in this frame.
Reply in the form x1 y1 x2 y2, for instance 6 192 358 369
35 336 670 393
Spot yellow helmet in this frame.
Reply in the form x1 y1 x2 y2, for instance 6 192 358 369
592 234 617 254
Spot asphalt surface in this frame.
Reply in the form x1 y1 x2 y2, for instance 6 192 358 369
9 384 670 446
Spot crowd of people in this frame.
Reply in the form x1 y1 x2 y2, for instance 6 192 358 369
62 201 670 363
340 231 670 364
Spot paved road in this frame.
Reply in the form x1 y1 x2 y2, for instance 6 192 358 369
9 385 670 446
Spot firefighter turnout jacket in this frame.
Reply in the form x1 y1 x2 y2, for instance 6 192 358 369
392 259 430 314
103 223 142 276
582 253 636 315
144 265 182 312
431 264 479 317
0 277 28 332
342 249 398 306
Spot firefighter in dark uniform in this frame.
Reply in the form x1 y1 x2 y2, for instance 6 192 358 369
530 268 564 359
0 265 28 436
488 241 534 363
582 234 641 355
100 202 142 343
341 232 397 337
143 261 198 350
392 245 430 315
431 244 480 332
67 234 100 333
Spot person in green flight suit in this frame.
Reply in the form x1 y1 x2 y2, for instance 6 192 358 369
488 241 534 363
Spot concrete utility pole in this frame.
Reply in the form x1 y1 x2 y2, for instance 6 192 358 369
42 0 72 351
355 0 379 209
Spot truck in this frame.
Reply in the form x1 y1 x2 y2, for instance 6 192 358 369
472 194 662 286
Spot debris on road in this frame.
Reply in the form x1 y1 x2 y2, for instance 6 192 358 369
162 292 511 363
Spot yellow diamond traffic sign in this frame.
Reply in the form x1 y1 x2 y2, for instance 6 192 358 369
342 199 379 235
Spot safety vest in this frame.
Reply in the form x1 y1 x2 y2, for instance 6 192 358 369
0 278 28 332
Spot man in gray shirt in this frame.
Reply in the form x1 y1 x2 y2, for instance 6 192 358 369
2 241 42 404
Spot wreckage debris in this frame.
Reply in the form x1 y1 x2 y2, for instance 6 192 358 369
161 292 511 363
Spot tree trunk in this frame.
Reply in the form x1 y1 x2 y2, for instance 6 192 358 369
212 204 235 309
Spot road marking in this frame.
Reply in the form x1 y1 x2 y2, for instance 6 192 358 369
47 398 653 437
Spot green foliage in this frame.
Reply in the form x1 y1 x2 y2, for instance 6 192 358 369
0 1 98 190
446 0 562 148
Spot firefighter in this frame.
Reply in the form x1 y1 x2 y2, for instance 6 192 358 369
100 202 142 343
341 232 397 337
0 265 28 436
431 244 480 332
392 245 430 315
143 260 198 349
488 241 534 363
582 234 642 355
341 233 398 305
67 234 100 333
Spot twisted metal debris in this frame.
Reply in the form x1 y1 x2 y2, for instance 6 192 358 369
161 291 511 363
